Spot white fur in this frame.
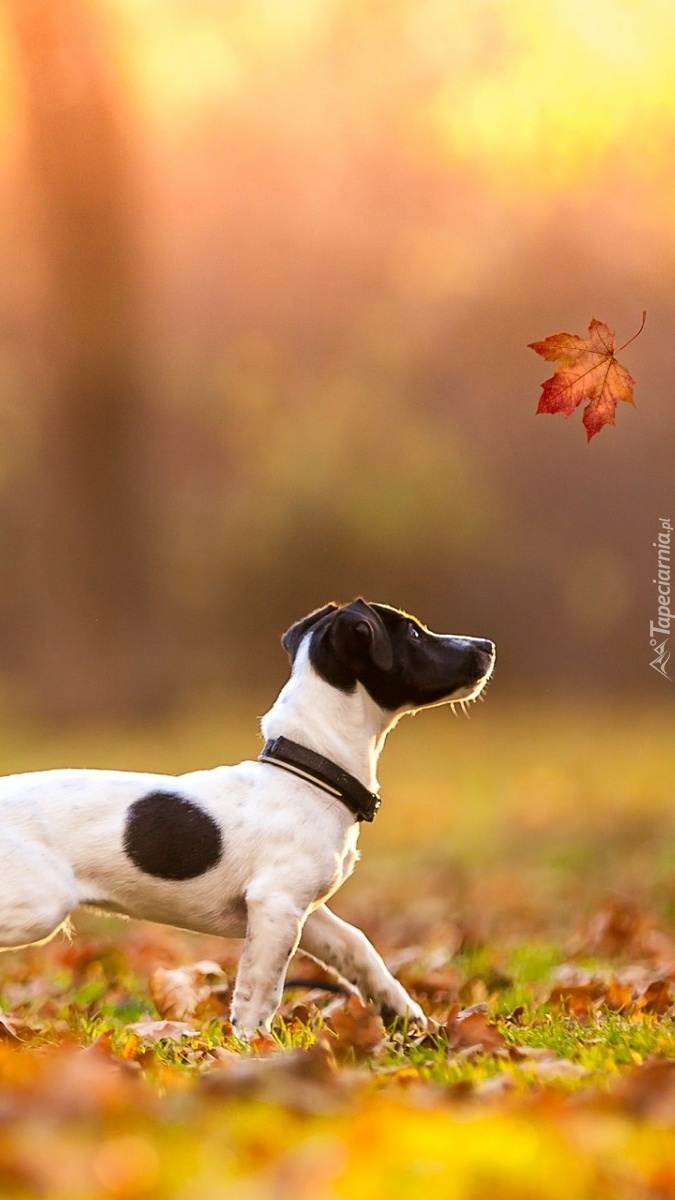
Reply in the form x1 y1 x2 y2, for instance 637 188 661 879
0 620 493 1036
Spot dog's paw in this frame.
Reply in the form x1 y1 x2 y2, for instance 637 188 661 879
359 969 429 1031
405 1001 428 1031
230 1005 274 1043
378 993 427 1031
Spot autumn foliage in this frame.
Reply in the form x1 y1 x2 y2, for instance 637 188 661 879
1 888 675 1198
529 313 645 439
0 705 674 1197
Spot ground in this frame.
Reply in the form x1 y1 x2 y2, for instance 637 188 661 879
0 698 674 1199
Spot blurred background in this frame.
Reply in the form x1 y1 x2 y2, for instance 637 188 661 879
0 0 673 725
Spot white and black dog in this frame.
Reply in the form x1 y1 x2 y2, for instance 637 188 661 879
0 600 494 1036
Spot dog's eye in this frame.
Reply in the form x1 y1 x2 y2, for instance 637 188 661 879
408 623 420 640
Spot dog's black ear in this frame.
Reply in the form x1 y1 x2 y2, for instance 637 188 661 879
282 603 339 661
329 599 393 672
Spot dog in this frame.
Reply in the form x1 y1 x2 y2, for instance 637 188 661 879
0 599 495 1036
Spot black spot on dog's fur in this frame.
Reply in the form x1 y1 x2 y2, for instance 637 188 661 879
123 792 223 880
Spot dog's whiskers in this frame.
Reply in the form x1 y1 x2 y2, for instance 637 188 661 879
449 687 492 719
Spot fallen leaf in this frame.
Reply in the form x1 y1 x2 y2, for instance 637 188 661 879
503 1006 525 1026
473 1074 516 1100
529 312 645 440
547 983 605 1018
202 1039 346 1114
603 980 634 1013
92 1134 160 1196
546 963 674 1019
444 1005 508 1055
614 1059 675 1123
639 978 673 1015
400 969 460 1002
287 1002 316 1027
125 1019 200 1043
509 1045 559 1062
570 898 672 961
0 1012 30 1041
28 1043 146 1120
247 1033 278 1057
526 1057 586 1081
150 959 229 1020
324 995 387 1060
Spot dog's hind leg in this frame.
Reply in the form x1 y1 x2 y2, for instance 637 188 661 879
0 831 79 950
299 904 426 1026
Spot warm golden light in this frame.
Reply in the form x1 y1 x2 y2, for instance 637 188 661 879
428 0 675 187
0 0 672 706
94 0 675 196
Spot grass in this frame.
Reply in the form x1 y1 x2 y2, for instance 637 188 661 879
0 694 674 1197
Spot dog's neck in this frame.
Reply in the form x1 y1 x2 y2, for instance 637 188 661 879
261 641 396 793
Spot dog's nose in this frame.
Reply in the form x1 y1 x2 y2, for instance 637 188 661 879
476 639 495 657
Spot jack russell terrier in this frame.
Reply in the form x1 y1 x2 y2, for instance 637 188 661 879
0 599 495 1036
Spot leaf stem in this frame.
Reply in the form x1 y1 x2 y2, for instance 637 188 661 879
617 310 647 353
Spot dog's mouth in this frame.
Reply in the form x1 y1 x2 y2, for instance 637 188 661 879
405 647 495 718
448 648 496 713
449 678 490 713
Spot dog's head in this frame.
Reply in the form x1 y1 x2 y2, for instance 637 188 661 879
282 599 495 714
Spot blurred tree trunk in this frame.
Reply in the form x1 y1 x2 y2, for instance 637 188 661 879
7 0 170 720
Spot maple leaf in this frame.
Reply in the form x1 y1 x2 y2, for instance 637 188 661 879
529 312 645 440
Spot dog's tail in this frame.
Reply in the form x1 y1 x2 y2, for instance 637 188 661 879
284 977 350 996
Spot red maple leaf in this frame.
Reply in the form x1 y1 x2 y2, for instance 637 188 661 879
529 312 645 441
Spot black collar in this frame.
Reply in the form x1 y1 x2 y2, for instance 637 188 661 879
259 736 381 823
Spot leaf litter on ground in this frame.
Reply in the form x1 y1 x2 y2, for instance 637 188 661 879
3 889 675 1196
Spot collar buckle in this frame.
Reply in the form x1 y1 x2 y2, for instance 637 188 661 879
259 736 381 823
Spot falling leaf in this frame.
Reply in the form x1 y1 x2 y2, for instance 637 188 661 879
529 312 645 440
150 959 229 1021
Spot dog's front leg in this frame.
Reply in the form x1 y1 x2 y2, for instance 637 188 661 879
299 905 426 1027
231 888 306 1038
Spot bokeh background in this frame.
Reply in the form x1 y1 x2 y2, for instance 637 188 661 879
2 16 675 1192
0 0 673 724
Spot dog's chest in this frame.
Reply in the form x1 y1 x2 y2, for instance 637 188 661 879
312 829 360 908
341 841 359 885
